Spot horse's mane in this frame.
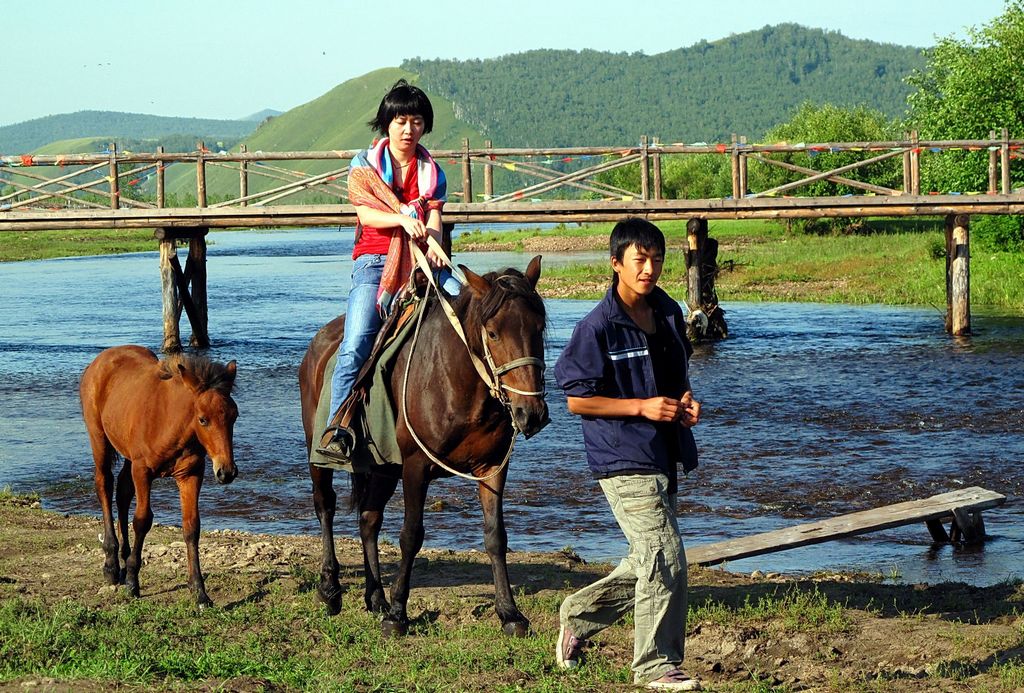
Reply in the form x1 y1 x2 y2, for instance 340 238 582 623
452 268 546 338
159 354 235 396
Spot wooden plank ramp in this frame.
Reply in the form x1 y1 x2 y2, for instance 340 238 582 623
687 486 1006 567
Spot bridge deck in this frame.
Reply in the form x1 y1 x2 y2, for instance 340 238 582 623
687 486 1007 567
3 194 1024 231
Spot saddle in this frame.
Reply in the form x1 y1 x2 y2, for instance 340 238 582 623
312 275 428 471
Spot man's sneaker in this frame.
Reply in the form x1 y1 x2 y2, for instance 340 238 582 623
645 669 702 690
555 624 583 670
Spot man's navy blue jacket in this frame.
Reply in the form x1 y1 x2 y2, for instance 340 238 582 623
554 284 699 481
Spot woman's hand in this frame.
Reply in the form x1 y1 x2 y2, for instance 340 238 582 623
398 215 428 240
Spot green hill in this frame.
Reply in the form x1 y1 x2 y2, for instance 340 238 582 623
164 68 482 201
0 111 257 155
404 24 925 146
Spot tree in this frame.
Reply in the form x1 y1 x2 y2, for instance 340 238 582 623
905 1 1024 198
750 102 902 198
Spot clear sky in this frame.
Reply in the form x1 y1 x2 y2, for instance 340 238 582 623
2 0 1009 127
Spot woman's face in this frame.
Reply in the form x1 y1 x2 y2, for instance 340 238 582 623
388 113 426 153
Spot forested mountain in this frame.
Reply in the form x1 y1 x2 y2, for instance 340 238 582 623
404 24 925 146
0 111 259 154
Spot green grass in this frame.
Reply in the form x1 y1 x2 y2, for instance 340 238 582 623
501 218 1024 310
0 229 158 262
0 590 632 691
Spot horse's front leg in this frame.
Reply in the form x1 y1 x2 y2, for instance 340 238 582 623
479 470 530 636
357 471 399 614
383 465 430 636
124 465 155 599
176 472 212 608
311 465 342 615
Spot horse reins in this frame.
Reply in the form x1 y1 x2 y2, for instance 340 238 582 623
399 238 544 482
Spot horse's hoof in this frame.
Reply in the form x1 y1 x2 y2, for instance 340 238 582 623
502 620 531 638
196 594 214 609
103 566 121 585
365 596 389 614
124 584 140 599
381 618 408 637
318 584 343 616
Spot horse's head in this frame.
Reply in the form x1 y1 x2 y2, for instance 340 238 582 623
177 358 239 484
458 255 549 438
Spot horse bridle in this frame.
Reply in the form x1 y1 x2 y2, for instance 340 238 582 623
401 240 545 481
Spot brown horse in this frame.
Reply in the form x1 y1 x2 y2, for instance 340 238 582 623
80 345 238 607
299 256 548 636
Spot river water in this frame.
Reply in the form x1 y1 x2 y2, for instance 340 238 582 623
2 228 1022 586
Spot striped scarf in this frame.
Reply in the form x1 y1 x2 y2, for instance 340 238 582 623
347 137 447 312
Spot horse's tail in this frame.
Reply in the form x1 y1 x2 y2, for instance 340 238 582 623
347 471 370 514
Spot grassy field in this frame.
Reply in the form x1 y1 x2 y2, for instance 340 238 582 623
3 493 1023 692
0 228 157 262
454 219 1024 311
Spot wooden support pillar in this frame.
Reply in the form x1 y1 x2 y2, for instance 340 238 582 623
909 130 921 195
988 130 998 194
108 142 119 210
639 135 650 201
902 137 911 194
685 217 728 340
651 137 662 201
483 140 493 201
156 228 210 351
196 140 207 208
730 134 741 199
950 507 986 544
461 138 473 204
945 214 971 336
1001 127 1011 194
738 135 748 197
187 230 210 348
156 145 165 208
686 218 706 310
239 143 249 207
159 232 181 353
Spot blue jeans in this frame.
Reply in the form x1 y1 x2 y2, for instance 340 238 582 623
328 253 386 420
327 254 462 421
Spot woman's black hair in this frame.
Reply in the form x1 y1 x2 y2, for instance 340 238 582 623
610 217 666 261
367 79 434 136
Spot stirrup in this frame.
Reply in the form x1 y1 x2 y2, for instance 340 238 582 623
314 426 356 466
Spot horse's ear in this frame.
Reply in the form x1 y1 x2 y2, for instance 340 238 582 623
458 264 491 296
177 363 201 393
525 255 542 289
225 360 237 384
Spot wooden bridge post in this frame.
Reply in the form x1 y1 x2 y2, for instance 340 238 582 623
910 131 921 195
651 137 662 201
686 218 706 308
738 135 748 197
156 145 165 208
196 140 207 208
902 134 911 194
945 214 971 336
156 228 211 351
1001 127 1011 194
187 230 210 348
159 231 181 352
730 134 740 199
239 143 249 207
988 130 999 194
461 138 473 204
483 140 493 201
639 135 650 201
108 142 119 210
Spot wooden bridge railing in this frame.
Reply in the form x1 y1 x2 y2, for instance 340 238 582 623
1 131 1020 212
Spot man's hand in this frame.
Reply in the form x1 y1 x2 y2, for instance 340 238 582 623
679 391 701 427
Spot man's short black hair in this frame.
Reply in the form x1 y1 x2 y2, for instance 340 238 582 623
610 217 666 261
367 79 434 136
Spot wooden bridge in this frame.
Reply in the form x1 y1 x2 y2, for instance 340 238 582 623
2 132 1022 349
